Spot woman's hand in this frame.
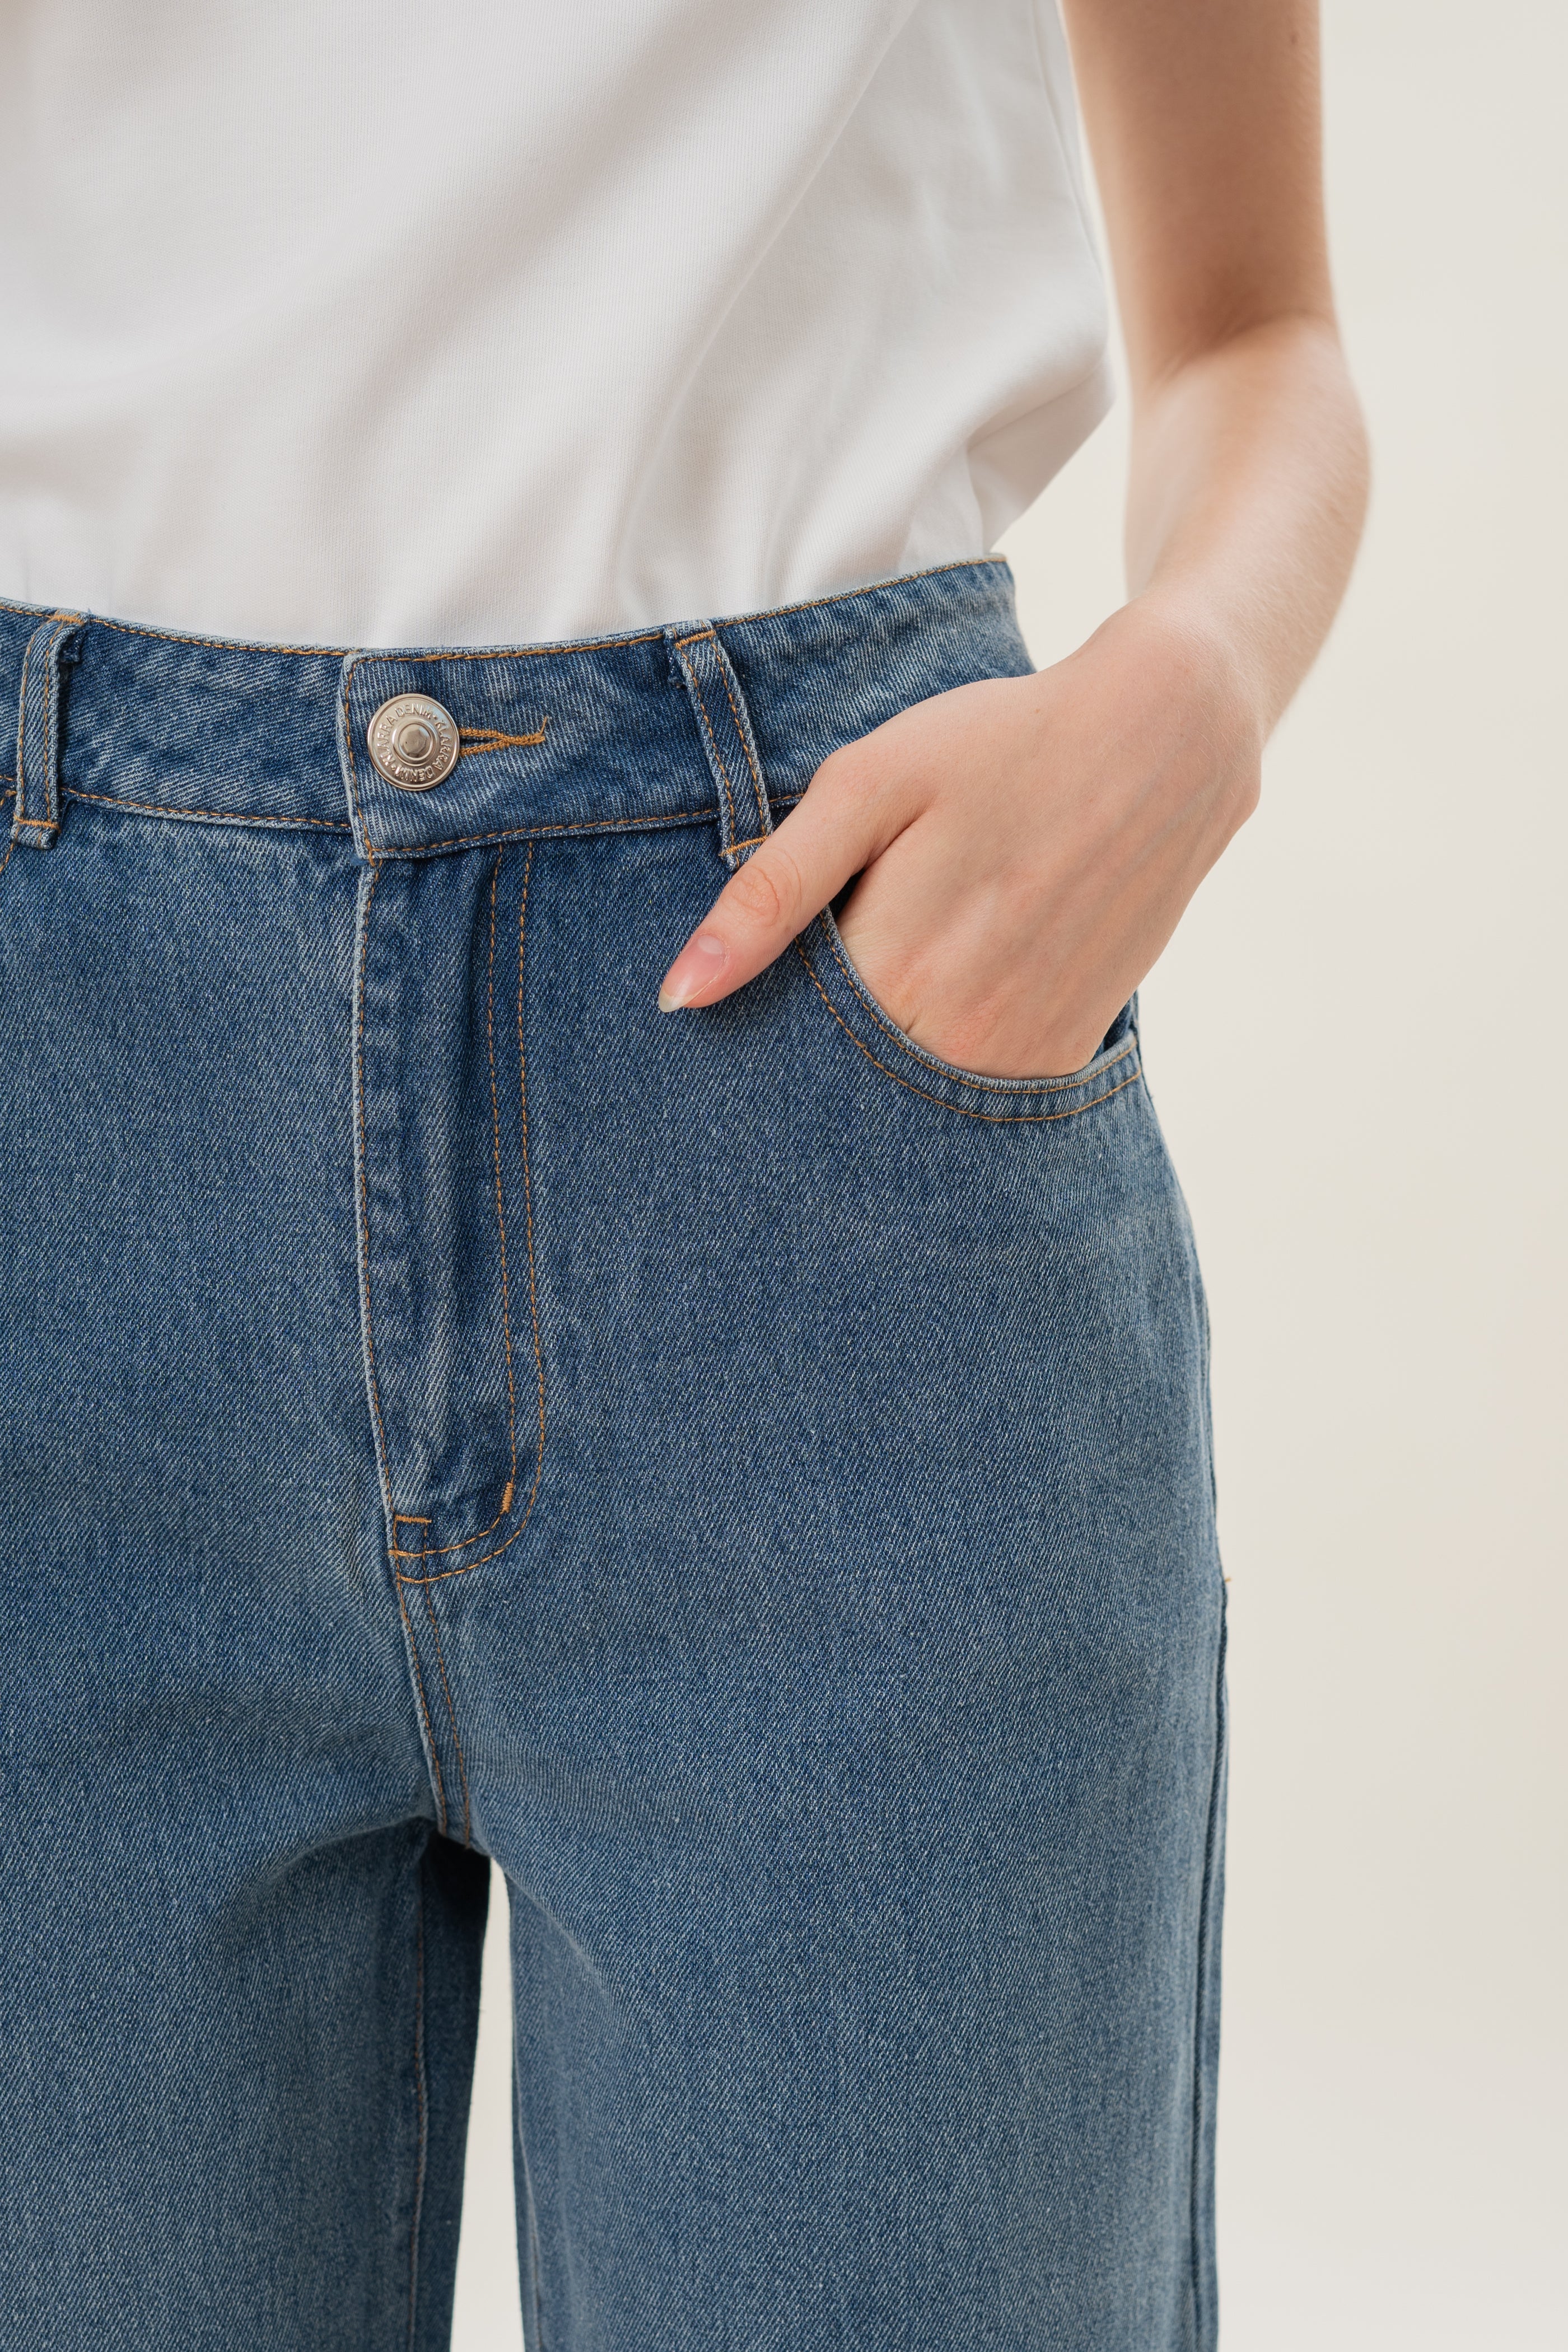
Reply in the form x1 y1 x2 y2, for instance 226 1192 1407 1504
657 591 1262 1079
660 0 1372 1077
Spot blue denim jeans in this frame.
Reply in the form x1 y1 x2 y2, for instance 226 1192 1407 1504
0 560 1226 2351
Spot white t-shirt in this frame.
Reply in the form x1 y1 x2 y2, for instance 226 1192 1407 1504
0 1 1110 647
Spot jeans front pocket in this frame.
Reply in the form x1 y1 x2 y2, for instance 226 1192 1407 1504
792 907 1142 1126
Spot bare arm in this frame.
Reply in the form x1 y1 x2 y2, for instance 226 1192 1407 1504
657 0 1369 1077
1073 0 1367 723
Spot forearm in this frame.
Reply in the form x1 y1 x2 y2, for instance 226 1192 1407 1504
1060 0 1365 731
1125 311 1369 733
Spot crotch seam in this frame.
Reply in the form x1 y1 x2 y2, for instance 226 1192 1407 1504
395 1571 449 1838
418 1583 474 1850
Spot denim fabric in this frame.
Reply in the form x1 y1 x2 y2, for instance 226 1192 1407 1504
0 560 1226 2351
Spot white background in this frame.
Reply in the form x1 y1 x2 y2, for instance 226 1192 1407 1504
453 2 1567 2341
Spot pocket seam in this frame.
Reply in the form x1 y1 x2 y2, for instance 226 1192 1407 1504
794 932 1141 1126
816 913 1127 1096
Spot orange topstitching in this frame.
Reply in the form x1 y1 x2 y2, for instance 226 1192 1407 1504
459 724 549 753
817 920 1138 1097
392 854 520 1562
0 553 1005 662
712 651 769 837
677 656 739 849
15 627 33 825
795 937 1142 1125
393 841 546 1586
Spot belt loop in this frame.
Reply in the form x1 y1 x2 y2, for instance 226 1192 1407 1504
667 623 773 871
13 613 86 851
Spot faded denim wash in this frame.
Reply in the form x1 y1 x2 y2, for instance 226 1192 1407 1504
0 559 1226 2351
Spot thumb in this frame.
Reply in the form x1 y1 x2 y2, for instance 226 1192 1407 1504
657 770 885 1011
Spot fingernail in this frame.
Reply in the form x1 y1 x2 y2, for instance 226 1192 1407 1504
658 930 730 1012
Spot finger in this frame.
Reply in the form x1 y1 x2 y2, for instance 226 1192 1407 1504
657 771 889 1011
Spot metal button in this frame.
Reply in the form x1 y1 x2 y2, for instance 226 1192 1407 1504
367 694 461 791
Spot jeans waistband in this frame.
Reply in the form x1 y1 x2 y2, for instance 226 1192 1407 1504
0 560 1027 864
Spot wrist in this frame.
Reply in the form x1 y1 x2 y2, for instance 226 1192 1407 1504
1088 586 1270 766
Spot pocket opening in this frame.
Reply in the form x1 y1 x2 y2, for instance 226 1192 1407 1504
795 909 1142 1125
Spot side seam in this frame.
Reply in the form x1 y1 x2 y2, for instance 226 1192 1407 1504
406 1856 431 2352
1188 1594 1229 2350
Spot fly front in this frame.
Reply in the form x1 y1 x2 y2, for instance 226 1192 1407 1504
351 841 545 1589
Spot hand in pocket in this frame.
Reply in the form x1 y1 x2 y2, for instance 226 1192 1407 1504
657 597 1261 1081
